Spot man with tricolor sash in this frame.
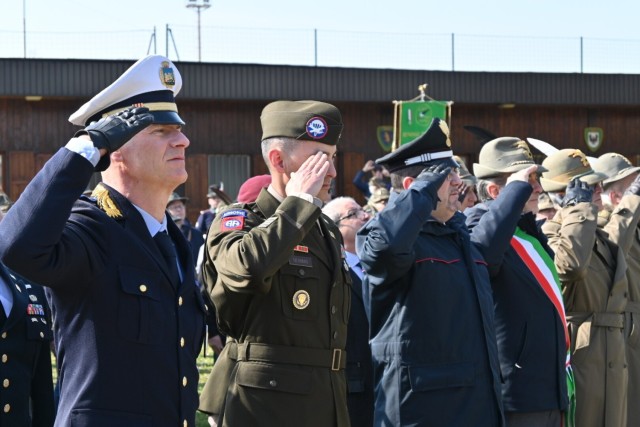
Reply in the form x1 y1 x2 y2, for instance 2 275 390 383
465 138 571 427
541 149 628 427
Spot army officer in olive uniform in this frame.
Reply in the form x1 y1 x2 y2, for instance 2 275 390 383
0 262 55 427
199 100 351 427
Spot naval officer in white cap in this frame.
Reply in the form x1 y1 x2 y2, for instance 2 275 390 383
0 55 206 427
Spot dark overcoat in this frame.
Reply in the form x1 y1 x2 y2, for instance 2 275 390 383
465 198 569 413
0 149 206 427
356 180 531 427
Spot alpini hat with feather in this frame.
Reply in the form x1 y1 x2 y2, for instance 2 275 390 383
473 137 545 179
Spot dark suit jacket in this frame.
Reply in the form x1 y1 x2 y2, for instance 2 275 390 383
0 265 55 427
0 148 206 427
346 269 374 427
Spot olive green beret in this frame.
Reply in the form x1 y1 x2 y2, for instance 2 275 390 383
260 100 343 145
592 152 640 185
540 148 607 192
473 137 545 179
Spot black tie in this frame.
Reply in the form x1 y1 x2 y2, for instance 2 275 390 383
153 231 181 287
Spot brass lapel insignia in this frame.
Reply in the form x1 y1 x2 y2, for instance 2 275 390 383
92 183 123 219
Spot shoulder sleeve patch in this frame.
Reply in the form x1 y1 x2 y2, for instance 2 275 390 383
221 209 248 219
221 215 245 231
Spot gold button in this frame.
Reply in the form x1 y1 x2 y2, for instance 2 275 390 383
40 332 44 338
183 420 188 427
1 355 7 363
182 376 187 387
1 332 6 339
3 404 9 413
2 379 8 388
178 296 183 306
180 337 185 347
139 284 147 293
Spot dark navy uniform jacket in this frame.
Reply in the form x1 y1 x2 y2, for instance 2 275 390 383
346 269 374 427
357 180 531 427
0 265 55 427
0 149 206 427
465 203 569 413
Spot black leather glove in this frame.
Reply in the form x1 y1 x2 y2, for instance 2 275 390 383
415 162 452 204
75 107 154 153
560 177 593 207
458 183 469 203
624 173 640 197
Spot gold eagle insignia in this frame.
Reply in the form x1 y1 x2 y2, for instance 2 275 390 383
570 149 589 167
91 184 123 219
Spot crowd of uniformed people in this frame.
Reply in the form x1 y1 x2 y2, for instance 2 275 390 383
1 54 640 427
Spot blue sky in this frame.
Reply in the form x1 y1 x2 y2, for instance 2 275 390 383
2 0 636 39
2 0 639 72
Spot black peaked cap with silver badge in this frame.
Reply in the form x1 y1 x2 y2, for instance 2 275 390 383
376 118 458 173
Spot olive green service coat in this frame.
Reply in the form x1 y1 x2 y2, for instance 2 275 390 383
543 202 629 427
199 189 351 427
600 194 640 426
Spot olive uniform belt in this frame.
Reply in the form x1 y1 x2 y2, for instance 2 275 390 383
567 311 625 328
227 341 347 371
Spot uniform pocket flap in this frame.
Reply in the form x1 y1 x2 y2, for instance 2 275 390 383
119 266 160 301
236 362 312 395
408 362 475 392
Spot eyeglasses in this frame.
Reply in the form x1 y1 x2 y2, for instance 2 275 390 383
337 208 367 223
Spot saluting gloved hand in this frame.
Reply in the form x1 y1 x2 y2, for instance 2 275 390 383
75 107 154 153
560 177 594 207
624 173 640 197
458 183 469 203
414 162 452 204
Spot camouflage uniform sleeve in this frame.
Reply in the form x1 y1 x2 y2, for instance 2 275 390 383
203 197 321 295
542 202 598 281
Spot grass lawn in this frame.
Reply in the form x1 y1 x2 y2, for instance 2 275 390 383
52 347 217 427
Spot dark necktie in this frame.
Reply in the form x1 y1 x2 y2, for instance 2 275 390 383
0 305 6 328
153 231 181 287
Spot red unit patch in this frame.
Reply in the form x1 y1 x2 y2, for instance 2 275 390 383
221 216 245 231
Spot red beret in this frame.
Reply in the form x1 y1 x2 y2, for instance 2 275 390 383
236 175 272 203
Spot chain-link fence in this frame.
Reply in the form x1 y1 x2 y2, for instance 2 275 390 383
2 25 639 74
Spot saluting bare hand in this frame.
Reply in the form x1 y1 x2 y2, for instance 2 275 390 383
286 152 330 197
506 164 538 186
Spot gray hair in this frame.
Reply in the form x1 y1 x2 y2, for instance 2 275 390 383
322 196 358 224
476 175 509 202
261 137 299 170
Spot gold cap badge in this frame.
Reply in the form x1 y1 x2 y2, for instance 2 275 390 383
159 61 176 89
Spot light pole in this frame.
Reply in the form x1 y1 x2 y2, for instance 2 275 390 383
185 0 211 62
22 0 26 58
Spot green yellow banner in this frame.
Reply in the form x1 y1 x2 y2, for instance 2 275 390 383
394 100 449 147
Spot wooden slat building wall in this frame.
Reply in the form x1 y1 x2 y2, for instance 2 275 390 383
1 58 639 220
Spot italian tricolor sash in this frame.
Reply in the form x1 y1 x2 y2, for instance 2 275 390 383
511 227 575 427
